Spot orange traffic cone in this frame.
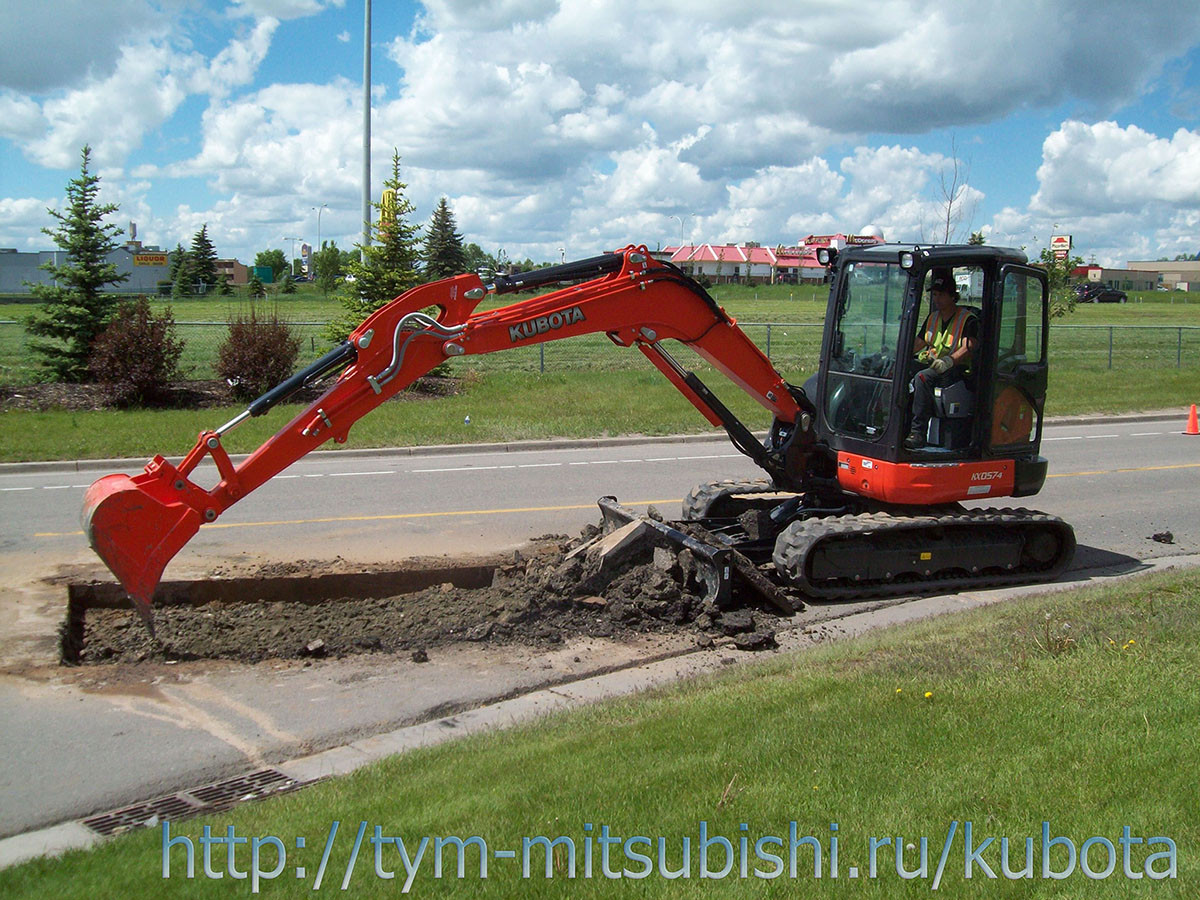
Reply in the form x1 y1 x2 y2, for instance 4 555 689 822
1187 404 1199 436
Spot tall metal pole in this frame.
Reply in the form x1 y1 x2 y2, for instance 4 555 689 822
361 0 371 262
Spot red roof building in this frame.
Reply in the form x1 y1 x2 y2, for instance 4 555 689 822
664 243 826 284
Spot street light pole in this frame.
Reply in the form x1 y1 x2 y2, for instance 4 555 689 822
313 204 328 251
670 214 692 249
362 0 372 263
284 236 301 276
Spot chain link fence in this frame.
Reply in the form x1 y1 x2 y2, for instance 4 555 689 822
1 319 1198 386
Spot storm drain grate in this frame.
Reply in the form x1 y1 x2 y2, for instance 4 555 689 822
82 768 306 836
187 769 299 809
83 795 201 836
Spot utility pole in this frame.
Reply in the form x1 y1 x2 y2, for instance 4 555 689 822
361 0 371 263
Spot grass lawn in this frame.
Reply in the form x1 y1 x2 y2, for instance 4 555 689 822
2 285 1198 462
2 568 1195 896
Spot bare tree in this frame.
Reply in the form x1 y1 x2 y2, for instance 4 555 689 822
934 136 978 243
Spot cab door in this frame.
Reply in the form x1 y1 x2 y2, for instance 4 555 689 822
986 265 1049 454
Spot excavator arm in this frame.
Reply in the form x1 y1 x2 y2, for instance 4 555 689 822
83 245 817 625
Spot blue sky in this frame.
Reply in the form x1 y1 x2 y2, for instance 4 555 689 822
2 1 1199 267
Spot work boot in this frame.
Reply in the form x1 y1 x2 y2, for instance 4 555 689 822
903 430 925 450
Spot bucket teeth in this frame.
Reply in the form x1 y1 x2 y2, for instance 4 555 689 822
82 466 204 633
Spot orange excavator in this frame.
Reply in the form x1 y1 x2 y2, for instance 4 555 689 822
83 243 1074 627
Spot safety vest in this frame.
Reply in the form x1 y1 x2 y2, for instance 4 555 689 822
923 307 975 359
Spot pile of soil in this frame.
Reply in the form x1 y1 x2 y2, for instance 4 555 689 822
2 374 460 412
74 523 792 666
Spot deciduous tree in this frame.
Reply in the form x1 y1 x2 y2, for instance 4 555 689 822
254 249 288 282
312 240 343 296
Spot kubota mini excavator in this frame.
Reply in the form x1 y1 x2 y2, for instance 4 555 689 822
83 243 1074 627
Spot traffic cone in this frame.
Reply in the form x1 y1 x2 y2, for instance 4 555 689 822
1187 404 1199 436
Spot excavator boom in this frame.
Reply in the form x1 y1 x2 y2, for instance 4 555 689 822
83 246 813 624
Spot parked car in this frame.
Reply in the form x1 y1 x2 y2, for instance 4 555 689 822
1073 283 1128 303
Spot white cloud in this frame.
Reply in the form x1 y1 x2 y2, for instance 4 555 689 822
1033 121 1200 215
5 1 1200 265
25 42 191 169
192 18 280 97
229 0 345 20
0 0 163 93
0 92 45 142
0 197 58 250
1009 120 1200 265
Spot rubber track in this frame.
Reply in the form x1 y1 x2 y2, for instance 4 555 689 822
681 478 777 521
772 507 1076 600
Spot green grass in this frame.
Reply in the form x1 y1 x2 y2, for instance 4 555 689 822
0 370 793 463
3 569 1195 897
2 357 1196 463
2 287 1198 462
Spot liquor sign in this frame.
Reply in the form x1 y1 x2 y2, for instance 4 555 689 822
133 252 168 267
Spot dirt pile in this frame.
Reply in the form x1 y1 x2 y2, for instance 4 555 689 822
74 522 792 666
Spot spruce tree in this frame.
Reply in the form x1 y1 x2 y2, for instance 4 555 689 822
422 197 467 281
25 145 128 381
327 151 422 341
171 247 194 298
189 224 219 293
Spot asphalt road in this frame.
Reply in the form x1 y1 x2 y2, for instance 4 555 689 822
0 417 1196 840
2 418 1196 571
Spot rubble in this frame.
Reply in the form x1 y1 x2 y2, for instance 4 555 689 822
75 514 804 666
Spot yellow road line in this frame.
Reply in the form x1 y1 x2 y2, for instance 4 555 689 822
34 499 684 538
1048 461 1200 478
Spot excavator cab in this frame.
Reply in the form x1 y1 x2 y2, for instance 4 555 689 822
810 243 1052 504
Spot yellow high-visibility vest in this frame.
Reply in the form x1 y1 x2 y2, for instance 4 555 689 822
923 307 975 367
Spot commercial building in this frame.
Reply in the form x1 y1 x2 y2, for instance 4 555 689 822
1126 259 1200 291
1070 265 1158 292
663 231 884 285
0 240 172 295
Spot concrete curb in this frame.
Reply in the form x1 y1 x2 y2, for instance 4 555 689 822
4 551 1198 870
0 410 1189 475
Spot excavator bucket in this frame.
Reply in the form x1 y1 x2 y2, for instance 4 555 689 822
81 458 206 632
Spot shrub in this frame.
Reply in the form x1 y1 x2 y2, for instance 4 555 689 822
88 297 185 405
216 305 301 402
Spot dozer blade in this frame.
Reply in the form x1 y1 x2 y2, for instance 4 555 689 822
81 460 205 632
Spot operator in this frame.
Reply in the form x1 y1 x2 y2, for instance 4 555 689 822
904 268 978 449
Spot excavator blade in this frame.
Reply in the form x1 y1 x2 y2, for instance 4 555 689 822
82 466 204 633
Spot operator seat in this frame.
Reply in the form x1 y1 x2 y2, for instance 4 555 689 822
926 304 980 450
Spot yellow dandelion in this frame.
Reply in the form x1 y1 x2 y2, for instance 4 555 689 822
924 691 933 699
896 688 903 694
1128 639 1136 646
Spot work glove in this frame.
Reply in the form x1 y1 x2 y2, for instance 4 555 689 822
930 355 953 374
